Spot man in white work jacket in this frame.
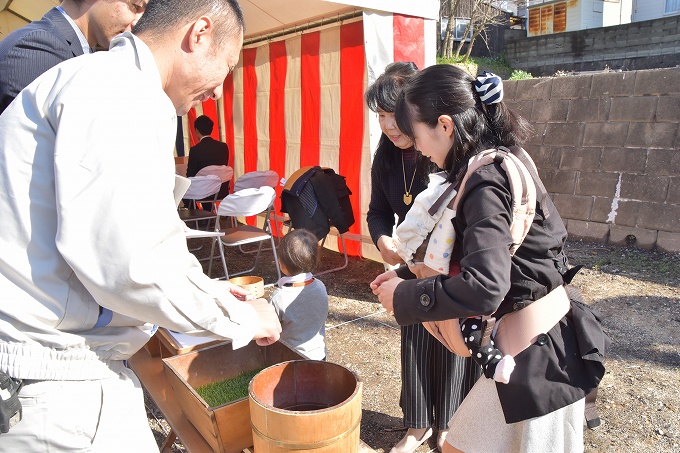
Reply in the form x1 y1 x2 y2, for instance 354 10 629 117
0 1 281 450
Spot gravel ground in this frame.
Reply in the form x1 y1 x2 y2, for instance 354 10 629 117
145 235 680 452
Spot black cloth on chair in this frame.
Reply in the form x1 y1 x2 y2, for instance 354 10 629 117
280 166 354 241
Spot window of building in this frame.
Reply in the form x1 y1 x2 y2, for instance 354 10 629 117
666 0 680 14
454 18 473 42
528 2 567 36
440 17 473 42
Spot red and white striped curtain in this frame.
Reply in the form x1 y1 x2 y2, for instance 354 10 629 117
185 11 435 261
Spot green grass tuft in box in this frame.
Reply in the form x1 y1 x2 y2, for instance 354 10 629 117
195 368 263 407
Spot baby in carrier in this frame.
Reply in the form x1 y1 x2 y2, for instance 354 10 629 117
394 147 538 383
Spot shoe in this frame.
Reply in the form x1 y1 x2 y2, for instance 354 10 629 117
389 427 433 453
437 430 448 452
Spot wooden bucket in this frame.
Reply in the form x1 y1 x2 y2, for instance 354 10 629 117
248 360 363 452
228 275 264 298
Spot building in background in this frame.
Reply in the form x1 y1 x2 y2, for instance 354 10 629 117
524 0 632 36
632 0 680 21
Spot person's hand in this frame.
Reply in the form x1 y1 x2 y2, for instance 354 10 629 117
377 236 404 266
370 269 397 291
370 270 402 314
246 298 282 346
224 281 252 301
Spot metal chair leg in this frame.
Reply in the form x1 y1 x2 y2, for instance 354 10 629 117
207 236 218 278
270 232 282 281
238 213 278 254
315 233 349 276
217 237 230 280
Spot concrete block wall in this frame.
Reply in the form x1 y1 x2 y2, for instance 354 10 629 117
505 15 680 76
503 67 680 253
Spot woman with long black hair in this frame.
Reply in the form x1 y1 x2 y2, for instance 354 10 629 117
366 62 481 453
372 65 607 452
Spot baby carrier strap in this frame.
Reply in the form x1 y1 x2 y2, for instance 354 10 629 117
435 146 539 255
507 146 550 219
426 182 457 217
496 148 537 255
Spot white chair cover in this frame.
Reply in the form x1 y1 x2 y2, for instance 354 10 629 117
196 165 234 183
217 186 276 217
184 175 222 200
233 170 279 192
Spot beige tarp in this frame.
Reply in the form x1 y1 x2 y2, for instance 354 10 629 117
0 0 438 42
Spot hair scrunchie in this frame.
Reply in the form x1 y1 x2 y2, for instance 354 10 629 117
474 71 503 104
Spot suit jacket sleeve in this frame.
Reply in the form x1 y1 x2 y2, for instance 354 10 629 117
0 9 83 113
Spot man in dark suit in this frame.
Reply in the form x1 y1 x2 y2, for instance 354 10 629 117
0 0 147 114
187 115 231 203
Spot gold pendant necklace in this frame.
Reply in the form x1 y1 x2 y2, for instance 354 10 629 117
402 152 416 206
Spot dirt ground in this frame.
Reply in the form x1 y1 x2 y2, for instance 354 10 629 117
146 237 680 453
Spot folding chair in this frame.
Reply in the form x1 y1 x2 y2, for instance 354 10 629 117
231 170 282 244
208 186 282 283
316 229 349 276
196 165 234 201
178 174 222 230
174 175 224 256
233 169 279 192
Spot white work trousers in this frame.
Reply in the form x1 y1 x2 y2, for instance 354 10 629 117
1 363 159 452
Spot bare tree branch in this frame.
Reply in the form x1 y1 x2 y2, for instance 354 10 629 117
447 0 508 62
440 0 462 58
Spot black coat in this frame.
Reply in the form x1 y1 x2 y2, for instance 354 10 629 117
281 167 354 241
393 161 607 423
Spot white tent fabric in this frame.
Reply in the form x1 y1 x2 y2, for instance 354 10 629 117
0 0 438 40
187 8 436 261
0 0 57 38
